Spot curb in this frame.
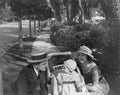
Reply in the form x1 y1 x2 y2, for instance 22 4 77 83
1 41 18 57
1 35 35 58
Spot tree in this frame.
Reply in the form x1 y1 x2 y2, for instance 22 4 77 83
10 0 53 41
0 0 6 8
50 0 61 21
24 0 53 37
100 0 120 69
10 0 26 48
50 0 84 23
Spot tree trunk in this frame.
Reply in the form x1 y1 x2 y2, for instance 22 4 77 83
78 0 85 24
34 19 36 35
66 5 70 22
29 19 32 37
38 20 40 28
18 17 23 49
0 59 3 95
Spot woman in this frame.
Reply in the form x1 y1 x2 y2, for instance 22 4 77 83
76 45 110 95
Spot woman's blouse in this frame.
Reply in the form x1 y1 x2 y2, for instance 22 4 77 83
80 62 110 95
81 62 102 84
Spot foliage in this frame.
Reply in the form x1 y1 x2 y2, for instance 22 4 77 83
10 0 26 18
50 21 63 32
34 4 53 21
50 23 110 52
50 0 83 22
10 0 53 20
50 20 120 84
50 0 61 21
0 0 6 8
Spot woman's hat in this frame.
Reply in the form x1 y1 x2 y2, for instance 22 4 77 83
27 52 51 63
78 45 96 60
64 59 77 71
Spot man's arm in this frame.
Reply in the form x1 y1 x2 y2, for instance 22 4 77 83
46 60 52 84
17 70 28 95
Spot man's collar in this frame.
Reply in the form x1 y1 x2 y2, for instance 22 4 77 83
33 67 39 76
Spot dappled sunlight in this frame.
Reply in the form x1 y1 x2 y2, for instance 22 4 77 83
0 33 18 37
36 34 50 39
31 41 55 54
0 20 33 28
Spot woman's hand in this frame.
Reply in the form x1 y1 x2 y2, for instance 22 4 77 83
86 84 98 92
87 83 93 86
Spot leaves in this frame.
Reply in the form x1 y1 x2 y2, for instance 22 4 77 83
10 0 53 20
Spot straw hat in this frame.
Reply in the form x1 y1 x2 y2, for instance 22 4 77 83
78 45 96 60
27 51 72 63
64 59 77 71
27 52 51 63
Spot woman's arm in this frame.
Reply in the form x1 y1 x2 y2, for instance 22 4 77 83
17 70 28 95
86 66 101 91
92 66 101 85
86 84 98 92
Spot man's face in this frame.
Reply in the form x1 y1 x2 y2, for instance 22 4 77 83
36 61 47 71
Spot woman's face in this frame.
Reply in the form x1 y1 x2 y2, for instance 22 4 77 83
78 53 88 64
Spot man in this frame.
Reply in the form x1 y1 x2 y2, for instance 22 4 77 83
16 52 51 95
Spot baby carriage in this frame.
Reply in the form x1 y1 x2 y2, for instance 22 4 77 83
47 52 90 95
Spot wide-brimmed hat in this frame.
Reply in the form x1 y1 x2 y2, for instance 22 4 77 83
78 45 96 60
27 52 51 63
64 59 77 71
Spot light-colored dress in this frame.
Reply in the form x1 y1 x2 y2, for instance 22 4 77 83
51 65 90 95
57 71 84 95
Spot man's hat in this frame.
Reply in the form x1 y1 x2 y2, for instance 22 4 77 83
27 51 72 63
27 52 51 63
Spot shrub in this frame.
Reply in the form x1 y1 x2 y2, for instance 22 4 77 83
50 21 120 94
50 21 63 33
50 22 112 70
50 23 109 52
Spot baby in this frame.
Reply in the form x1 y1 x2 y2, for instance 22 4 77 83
56 59 89 95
